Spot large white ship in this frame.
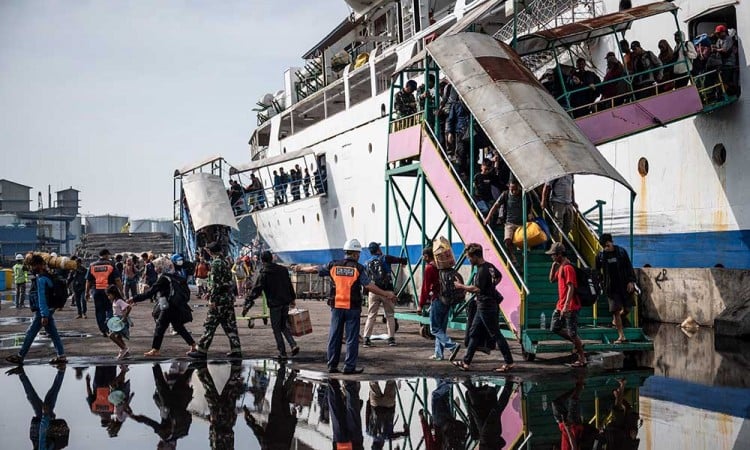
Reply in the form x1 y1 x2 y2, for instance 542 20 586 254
182 0 747 270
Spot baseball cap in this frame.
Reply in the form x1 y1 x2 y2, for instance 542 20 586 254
368 242 381 252
545 242 567 255
715 24 727 33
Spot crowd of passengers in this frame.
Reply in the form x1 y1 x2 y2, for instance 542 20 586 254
227 163 328 215
541 25 740 118
393 75 577 266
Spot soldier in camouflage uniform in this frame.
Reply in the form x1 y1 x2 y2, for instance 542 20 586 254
188 242 243 359
195 362 244 450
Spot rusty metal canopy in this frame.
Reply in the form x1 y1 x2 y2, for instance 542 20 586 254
426 32 634 193
514 2 678 56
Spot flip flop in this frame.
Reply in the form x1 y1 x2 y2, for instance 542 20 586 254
568 360 588 368
493 364 514 373
614 338 629 344
452 361 470 371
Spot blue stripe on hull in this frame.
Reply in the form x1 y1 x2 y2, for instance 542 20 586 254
615 229 750 269
276 230 750 269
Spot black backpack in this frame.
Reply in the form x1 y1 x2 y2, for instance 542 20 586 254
438 269 465 306
575 266 602 307
44 274 69 309
365 256 393 290
165 274 193 323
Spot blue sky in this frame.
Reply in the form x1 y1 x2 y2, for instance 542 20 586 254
0 0 348 219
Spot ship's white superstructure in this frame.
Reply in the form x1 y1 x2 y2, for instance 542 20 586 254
239 0 747 268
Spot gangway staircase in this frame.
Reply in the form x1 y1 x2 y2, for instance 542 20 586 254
388 31 652 359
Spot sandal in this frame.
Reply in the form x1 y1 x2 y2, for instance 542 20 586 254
494 364 514 373
569 360 588 368
144 349 160 357
614 338 629 344
452 361 470 371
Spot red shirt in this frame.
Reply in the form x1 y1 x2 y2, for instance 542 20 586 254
555 263 581 311
559 423 585 450
419 262 439 307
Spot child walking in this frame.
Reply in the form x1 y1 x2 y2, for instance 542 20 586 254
107 285 132 360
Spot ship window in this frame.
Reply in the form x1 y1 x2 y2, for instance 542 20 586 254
289 218 292 225
368 143 373 154
302 215 305 224
637 157 649 177
334 154 339 163
713 144 727 166
278 114 291 140
316 213 320 222
350 207 355 217
333 208 338 219
348 63 372 107
381 104 386 117
371 203 375 213
375 54 397 94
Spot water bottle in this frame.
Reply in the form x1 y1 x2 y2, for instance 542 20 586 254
540 312 546 330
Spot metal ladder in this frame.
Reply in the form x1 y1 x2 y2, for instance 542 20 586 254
400 0 431 41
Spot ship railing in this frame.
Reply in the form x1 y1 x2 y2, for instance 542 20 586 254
389 112 422 132
232 173 328 218
558 61 738 120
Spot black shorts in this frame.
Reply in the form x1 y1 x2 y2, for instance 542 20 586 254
607 292 633 313
551 310 579 339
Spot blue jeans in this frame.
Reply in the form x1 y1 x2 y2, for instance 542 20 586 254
430 300 457 358
74 290 87 316
327 308 361 372
93 290 113 334
19 312 64 358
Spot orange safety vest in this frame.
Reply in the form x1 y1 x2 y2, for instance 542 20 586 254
91 387 114 413
329 259 364 310
90 261 115 290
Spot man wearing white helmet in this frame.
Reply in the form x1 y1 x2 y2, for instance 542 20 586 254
13 254 28 308
298 238 397 374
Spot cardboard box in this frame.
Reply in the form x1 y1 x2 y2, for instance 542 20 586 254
292 380 313 406
288 308 312 337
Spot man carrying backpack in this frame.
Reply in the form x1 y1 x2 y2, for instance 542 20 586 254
421 247 461 361
362 242 408 348
596 234 636 344
6 254 67 365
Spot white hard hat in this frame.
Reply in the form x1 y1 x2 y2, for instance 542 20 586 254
15 254 24 260
343 238 362 252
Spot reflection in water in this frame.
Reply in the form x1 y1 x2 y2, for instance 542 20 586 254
0 355 747 449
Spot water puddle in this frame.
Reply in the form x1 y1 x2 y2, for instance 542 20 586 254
0 348 746 449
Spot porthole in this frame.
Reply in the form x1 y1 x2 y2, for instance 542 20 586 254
283 147 287 154
334 154 339 163
713 143 726 166
368 143 373 154
371 203 375 213
350 206 355 217
380 103 386 116
316 213 320 222
289 218 292 225
637 157 649 177
333 209 338 219
302 215 305 224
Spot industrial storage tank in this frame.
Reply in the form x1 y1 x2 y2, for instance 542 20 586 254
85 215 129 235
130 219 156 233
152 219 174 235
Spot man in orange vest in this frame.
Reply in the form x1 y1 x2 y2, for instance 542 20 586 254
85 249 123 336
299 239 397 374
